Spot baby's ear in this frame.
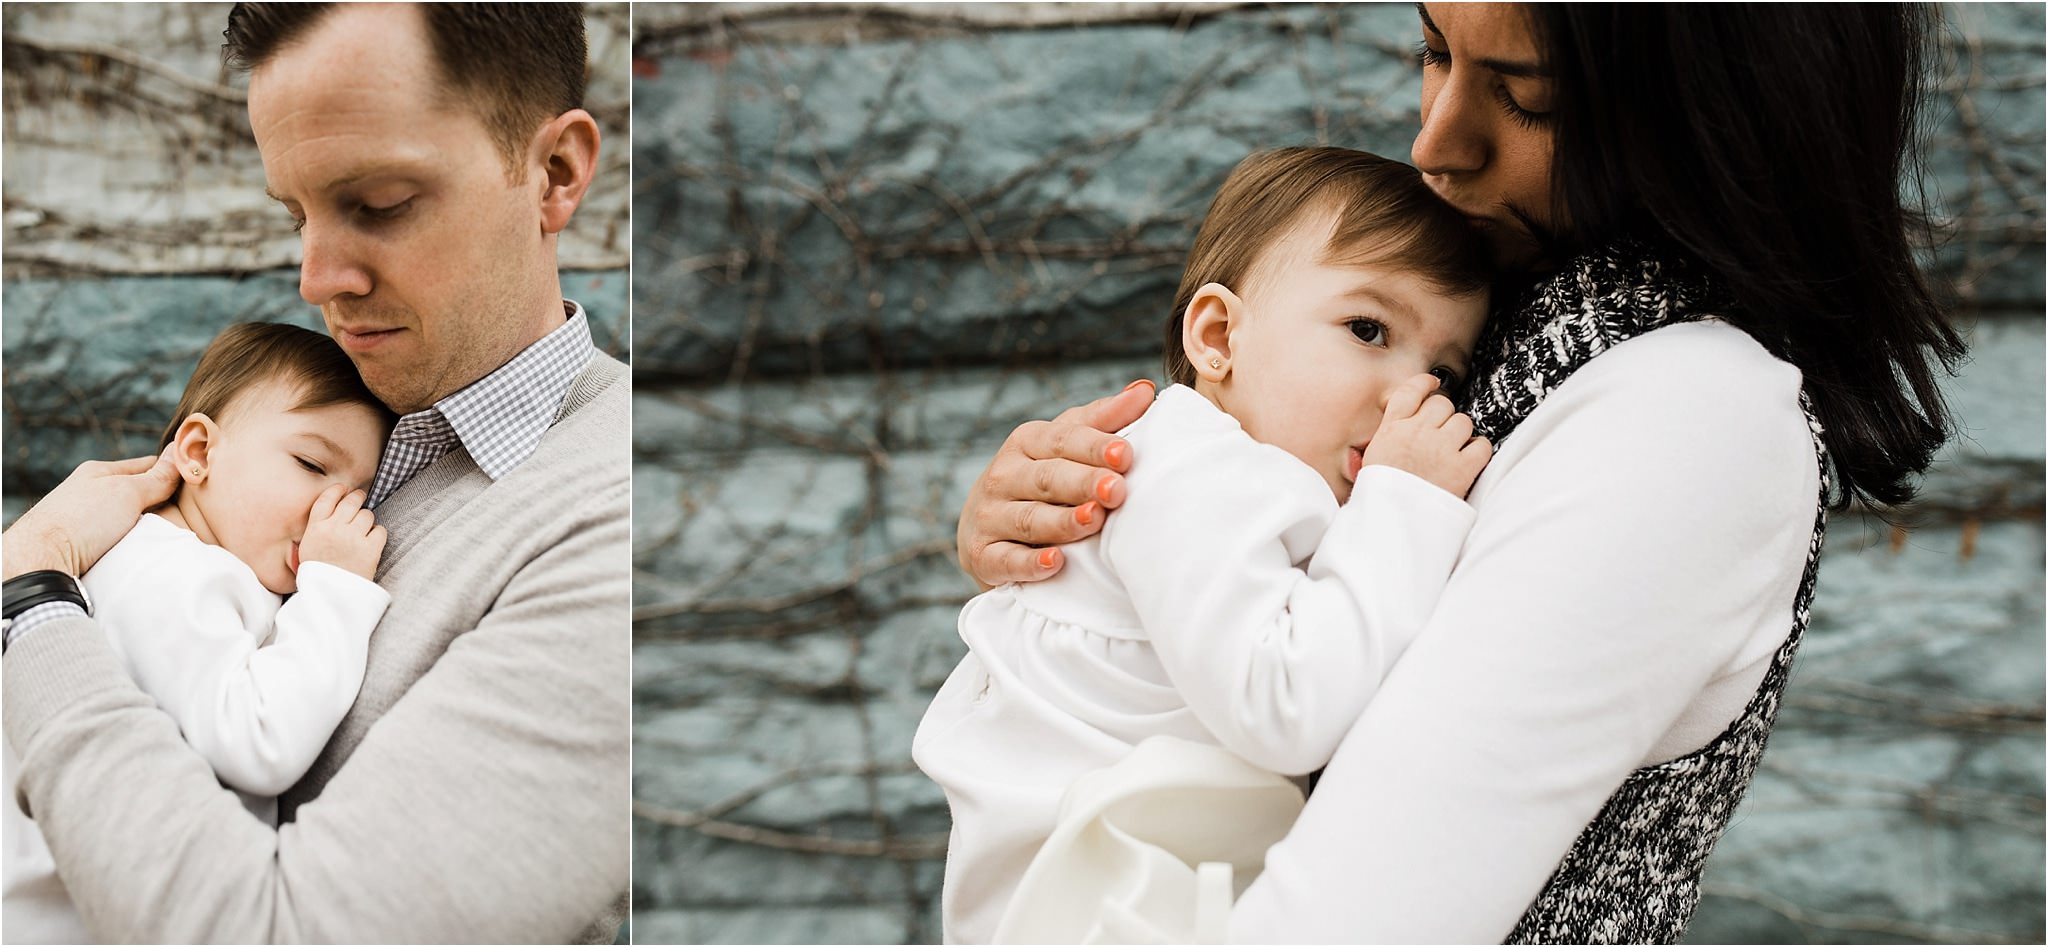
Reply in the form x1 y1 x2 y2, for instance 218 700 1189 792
1182 282 1244 384
169 413 219 485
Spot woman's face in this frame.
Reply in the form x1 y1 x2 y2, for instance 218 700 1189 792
1412 3 1560 271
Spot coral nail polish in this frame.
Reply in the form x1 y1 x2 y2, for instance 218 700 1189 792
1094 473 1119 504
1075 502 1097 526
1037 548 1060 569
1104 441 1129 470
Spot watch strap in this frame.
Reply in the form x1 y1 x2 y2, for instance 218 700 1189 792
3 570 90 620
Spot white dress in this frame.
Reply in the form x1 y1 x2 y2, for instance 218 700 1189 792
914 384 1478 944
2 513 389 944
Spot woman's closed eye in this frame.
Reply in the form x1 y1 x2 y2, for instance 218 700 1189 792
1493 85 1552 130
1413 40 1449 70
1413 38 1552 129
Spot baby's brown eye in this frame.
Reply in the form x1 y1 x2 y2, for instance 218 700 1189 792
1429 366 1463 395
1348 319 1386 345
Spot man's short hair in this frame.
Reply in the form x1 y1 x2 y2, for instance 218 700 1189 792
161 322 397 448
223 3 587 173
1165 147 1494 387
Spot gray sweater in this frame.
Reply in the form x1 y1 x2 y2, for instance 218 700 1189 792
4 354 631 943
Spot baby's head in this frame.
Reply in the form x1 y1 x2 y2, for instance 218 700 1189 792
1167 147 1493 501
160 323 396 594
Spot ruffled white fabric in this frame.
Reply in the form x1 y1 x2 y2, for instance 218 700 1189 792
993 736 1303 945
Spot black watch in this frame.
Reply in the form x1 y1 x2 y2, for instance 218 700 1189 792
2 570 91 621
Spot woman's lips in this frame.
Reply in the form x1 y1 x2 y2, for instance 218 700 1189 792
289 541 301 573
1346 446 1365 482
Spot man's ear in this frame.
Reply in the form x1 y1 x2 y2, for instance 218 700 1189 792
1182 282 1244 385
530 109 602 235
169 413 219 485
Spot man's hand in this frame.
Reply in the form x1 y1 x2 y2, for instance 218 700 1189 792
1360 374 1494 499
3 450 182 581
298 485 387 582
956 379 1156 588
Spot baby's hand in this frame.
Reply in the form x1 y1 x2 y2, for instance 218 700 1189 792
299 484 387 582
1359 374 1494 499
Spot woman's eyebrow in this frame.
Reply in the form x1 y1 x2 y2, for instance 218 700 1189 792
1416 3 1442 38
1481 57 1553 80
1415 3 1553 78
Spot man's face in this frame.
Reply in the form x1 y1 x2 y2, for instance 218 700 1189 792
247 4 558 415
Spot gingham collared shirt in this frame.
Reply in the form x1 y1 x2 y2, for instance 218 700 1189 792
367 301 597 509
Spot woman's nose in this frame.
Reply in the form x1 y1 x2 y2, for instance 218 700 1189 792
1412 75 1488 177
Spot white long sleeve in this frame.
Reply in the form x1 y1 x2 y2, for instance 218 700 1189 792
1230 321 1820 943
1100 386 1476 775
86 515 389 797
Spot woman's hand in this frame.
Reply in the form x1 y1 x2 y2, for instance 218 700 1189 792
2 450 182 580
956 380 1156 588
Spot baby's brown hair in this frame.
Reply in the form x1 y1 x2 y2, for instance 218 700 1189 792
1165 147 1493 386
160 322 396 449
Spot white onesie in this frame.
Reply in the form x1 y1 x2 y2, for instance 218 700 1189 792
913 384 1477 944
2 513 388 944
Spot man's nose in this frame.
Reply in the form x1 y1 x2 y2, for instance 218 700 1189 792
1412 76 1488 177
297 221 374 305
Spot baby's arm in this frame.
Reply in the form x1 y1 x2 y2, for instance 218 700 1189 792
1104 414 1478 776
123 488 389 797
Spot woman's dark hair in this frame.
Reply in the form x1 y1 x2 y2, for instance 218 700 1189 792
1530 4 1964 510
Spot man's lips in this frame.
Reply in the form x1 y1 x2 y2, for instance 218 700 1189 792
334 325 403 352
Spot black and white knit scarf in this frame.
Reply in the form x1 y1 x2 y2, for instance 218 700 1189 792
1449 239 1832 944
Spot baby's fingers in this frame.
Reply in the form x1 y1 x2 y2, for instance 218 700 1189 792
1379 374 1441 424
367 524 388 557
328 488 367 524
307 483 350 523
1415 392 1457 428
1440 412 1475 445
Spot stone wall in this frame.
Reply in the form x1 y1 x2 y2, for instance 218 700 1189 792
631 4 2045 944
1 2 633 514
